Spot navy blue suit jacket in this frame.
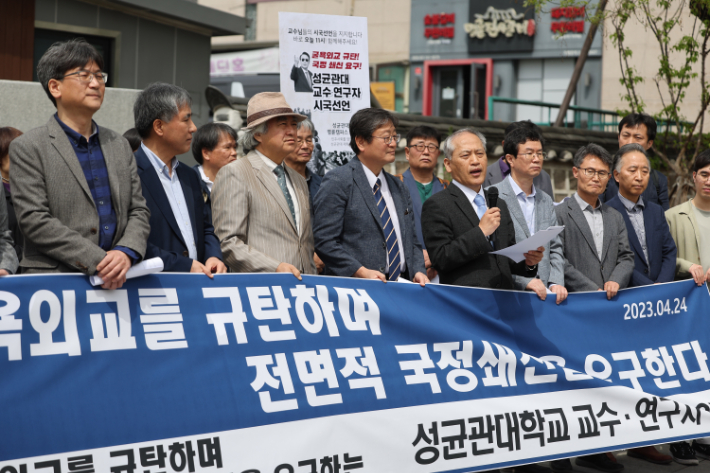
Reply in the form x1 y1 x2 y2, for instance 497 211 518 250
400 168 447 250
313 157 426 278
135 148 222 272
605 195 677 286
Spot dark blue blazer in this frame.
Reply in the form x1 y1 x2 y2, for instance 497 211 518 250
135 148 222 272
400 168 446 250
313 157 426 278
605 195 677 286
306 168 323 210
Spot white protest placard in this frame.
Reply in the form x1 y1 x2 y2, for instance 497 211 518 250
279 12 370 174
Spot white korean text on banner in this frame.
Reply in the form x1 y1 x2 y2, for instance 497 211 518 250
1 274 710 472
278 12 370 175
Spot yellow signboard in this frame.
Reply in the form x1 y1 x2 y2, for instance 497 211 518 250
370 82 396 111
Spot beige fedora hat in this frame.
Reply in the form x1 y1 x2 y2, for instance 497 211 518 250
242 92 307 130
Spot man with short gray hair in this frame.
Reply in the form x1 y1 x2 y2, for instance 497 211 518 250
604 144 678 467
422 128 542 288
10 38 150 288
606 144 676 287
133 83 226 276
552 145 634 472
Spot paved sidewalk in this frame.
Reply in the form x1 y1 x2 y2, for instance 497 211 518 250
506 445 710 472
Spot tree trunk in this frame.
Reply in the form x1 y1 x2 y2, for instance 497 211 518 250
554 0 609 127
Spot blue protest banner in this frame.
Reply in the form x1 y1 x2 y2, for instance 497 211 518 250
1 274 709 472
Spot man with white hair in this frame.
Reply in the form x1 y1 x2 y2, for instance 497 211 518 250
421 128 543 288
211 92 316 277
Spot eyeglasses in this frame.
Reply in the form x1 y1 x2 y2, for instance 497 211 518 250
297 138 314 145
62 70 108 84
410 143 440 153
517 151 547 160
579 167 610 179
696 172 710 182
372 134 400 145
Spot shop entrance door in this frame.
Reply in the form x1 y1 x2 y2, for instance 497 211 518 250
423 59 493 118
432 63 488 119
433 67 464 118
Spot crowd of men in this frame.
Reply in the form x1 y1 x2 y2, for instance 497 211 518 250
2 38 710 473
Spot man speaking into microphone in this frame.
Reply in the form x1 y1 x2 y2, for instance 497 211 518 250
421 128 543 288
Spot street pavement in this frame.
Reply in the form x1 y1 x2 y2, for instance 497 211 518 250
502 444 710 472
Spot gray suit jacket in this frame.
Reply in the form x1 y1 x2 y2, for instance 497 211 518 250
211 151 316 274
490 177 564 289
313 157 426 278
485 157 555 199
9 116 150 274
555 196 634 292
0 186 19 274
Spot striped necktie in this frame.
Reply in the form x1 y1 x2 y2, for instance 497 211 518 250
273 165 296 226
373 179 401 280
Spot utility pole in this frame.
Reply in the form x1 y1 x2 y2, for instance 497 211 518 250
554 0 608 127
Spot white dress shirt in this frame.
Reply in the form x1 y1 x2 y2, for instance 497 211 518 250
507 175 537 235
197 165 213 193
141 143 198 260
256 150 301 235
361 165 406 273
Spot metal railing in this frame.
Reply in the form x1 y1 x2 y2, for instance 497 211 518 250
487 96 695 133
488 96 620 131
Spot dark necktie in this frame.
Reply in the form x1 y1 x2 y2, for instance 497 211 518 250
273 165 296 226
373 179 401 280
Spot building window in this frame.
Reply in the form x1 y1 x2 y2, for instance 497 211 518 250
245 4 257 42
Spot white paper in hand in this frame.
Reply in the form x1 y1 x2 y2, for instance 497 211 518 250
90 257 164 286
490 226 565 263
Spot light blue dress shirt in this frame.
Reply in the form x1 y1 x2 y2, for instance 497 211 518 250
141 143 198 260
507 175 537 236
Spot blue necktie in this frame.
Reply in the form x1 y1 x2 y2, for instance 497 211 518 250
474 193 487 219
373 179 401 280
273 165 296 226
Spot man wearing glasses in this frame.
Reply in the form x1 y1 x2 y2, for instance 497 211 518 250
421 128 542 289
552 144 633 472
554 144 634 302
490 125 568 305
396 126 448 280
313 108 428 285
284 118 325 273
485 120 555 199
9 38 150 288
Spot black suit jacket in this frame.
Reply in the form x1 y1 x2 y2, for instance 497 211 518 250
290 66 313 93
135 147 222 272
421 184 535 288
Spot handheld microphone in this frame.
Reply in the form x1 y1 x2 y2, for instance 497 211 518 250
486 187 499 248
487 187 499 210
